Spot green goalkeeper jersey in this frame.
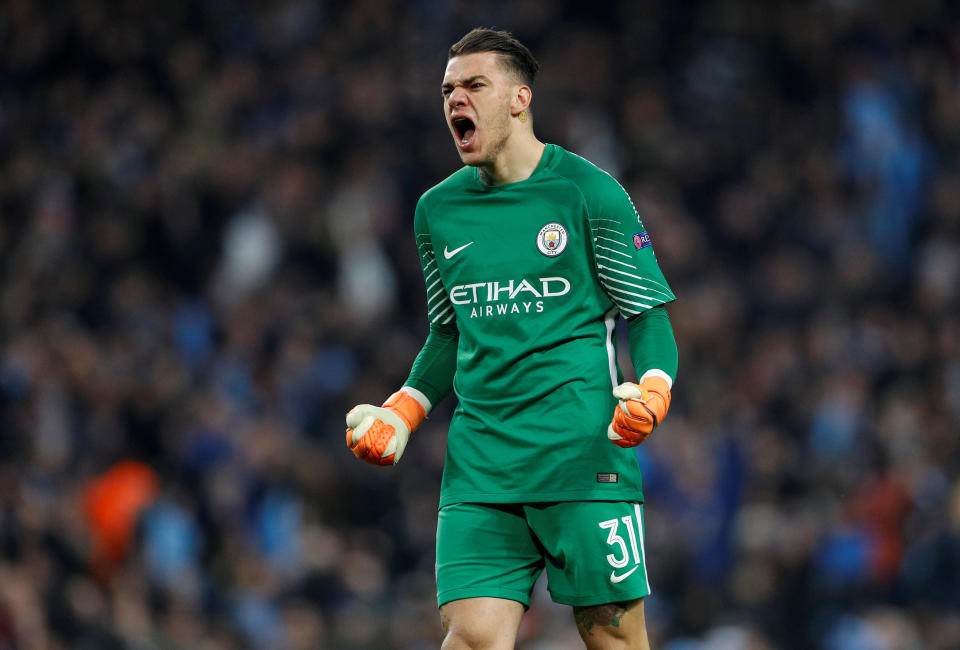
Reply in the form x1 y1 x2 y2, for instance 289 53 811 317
408 144 676 507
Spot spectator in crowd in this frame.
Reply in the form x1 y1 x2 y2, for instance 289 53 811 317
0 1 957 648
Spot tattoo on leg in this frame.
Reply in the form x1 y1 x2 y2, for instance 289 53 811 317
439 610 450 635
574 602 627 633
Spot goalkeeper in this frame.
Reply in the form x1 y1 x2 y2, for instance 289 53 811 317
346 28 677 650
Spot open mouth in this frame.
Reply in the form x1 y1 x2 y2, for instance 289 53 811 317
452 116 476 147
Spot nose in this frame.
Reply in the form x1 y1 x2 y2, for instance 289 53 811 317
448 86 467 109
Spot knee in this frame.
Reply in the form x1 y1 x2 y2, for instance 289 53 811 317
580 635 634 650
575 600 649 650
440 629 493 650
441 623 505 650
580 625 646 650
439 597 523 649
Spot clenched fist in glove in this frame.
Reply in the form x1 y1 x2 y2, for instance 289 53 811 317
346 389 429 465
607 374 672 448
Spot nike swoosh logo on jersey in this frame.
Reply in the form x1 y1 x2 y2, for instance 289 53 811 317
443 242 474 259
609 565 639 584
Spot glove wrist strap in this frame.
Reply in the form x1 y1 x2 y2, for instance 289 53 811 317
383 390 427 432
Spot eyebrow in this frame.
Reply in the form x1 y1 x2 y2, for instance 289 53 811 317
441 75 490 93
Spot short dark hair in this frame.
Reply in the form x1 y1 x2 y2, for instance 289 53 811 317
448 28 540 86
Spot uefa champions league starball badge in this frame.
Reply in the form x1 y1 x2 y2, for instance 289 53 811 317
537 222 568 257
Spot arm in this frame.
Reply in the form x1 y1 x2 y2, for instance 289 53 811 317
605 304 677 447
627 304 677 387
403 197 459 408
404 321 458 408
346 199 458 465
588 176 675 321
586 174 677 446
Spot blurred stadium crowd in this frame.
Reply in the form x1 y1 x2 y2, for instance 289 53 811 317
1 0 959 648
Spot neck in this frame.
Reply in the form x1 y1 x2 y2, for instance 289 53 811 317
478 131 545 186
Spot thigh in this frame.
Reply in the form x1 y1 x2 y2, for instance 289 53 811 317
525 501 651 606
435 503 545 608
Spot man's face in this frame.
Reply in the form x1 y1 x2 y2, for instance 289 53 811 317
442 52 517 167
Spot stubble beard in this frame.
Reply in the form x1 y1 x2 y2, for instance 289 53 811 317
474 106 513 185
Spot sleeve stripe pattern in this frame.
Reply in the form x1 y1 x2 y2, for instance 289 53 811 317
598 268 675 298
596 226 624 236
596 235 627 247
588 212 670 316
601 280 660 303
571 152 673 317
427 288 447 306
433 304 454 323
596 244 632 259
417 233 456 325
590 217 623 225
600 282 656 310
596 253 637 269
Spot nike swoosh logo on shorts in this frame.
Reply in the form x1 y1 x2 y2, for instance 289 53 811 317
609 565 639 583
443 242 474 259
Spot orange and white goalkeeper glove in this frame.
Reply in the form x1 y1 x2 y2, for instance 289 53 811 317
607 374 672 447
345 388 429 465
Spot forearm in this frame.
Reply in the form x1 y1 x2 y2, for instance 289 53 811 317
404 322 458 410
627 305 678 386
346 323 455 466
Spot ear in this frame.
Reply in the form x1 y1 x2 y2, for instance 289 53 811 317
510 85 532 117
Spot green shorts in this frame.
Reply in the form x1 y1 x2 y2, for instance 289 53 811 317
436 501 650 608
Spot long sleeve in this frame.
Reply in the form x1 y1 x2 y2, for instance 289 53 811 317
627 305 677 383
404 322 458 406
403 198 458 406
416 215 457 327
579 171 677 384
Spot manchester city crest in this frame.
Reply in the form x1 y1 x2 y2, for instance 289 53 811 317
537 222 568 257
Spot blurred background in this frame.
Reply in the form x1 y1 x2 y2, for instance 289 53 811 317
1 0 959 648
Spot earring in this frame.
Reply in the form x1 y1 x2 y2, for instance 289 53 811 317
518 110 528 122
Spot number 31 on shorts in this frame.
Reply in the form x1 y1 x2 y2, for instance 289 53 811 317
598 504 647 584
